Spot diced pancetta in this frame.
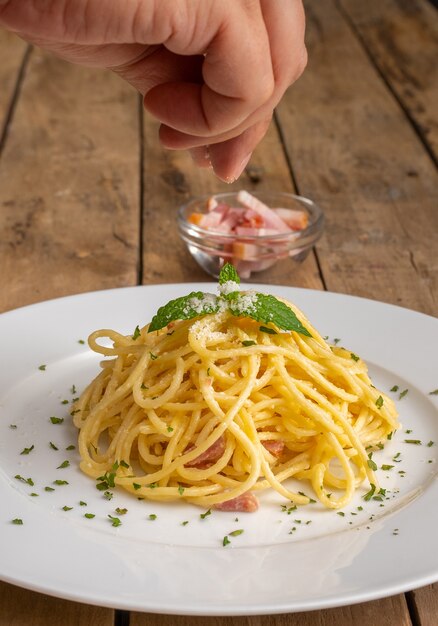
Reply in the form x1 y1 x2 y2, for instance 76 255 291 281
237 190 291 232
262 440 285 458
214 492 259 512
184 435 226 468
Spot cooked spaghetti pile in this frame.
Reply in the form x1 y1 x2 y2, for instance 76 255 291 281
73 269 399 512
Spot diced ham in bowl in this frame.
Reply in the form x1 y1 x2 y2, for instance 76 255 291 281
178 191 325 279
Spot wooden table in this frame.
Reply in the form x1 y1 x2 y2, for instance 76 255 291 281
1 1 437 624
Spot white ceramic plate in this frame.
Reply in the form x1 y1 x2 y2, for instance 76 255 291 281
0 284 437 615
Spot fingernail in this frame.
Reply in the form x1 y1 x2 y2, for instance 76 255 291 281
224 153 252 184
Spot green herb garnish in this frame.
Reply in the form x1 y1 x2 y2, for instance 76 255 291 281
53 479 69 486
20 445 34 455
148 264 311 337
200 509 212 520
375 396 384 409
12 518 23 525
57 460 70 469
108 515 122 527
399 389 409 399
132 325 141 340
350 353 360 362
38 365 46 371
148 514 157 521
242 340 256 347
50 416 64 425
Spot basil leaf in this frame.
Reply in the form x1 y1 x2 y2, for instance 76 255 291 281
229 293 311 337
219 263 240 285
148 292 219 333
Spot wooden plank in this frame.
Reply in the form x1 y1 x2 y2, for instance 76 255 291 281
0 581 113 626
141 116 323 289
338 0 438 161
275 0 438 315
0 48 140 314
408 584 438 626
131 594 410 626
0 29 28 137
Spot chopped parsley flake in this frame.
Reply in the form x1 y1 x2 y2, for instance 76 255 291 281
79 501 87 506
367 458 378 471
57 460 70 469
70 385 77 395
178 485 185 496
133 483 141 490
15 475 34 486
149 352 158 360
427 441 435 447
229 529 244 537
375 396 384 409
9 424 17 429
62 506 73 511
115 508 128 515
223 535 231 547
84 513 95 519
103 491 113 500
44 486 55 492
429 389 438 395
108 515 122 527
61 399 69 405
259 325 277 335
200 509 212 520
132 325 141 340
20 445 34 455
333 338 341 344
12 518 23 525
66 444 76 451
364 484 376 501
399 389 409 399
38 365 46 371
381 464 394 471
404 439 421 445
181 521 189 526
350 353 360 362
53 479 68 486
390 385 399 392
337 511 345 517
49 441 58 451
242 340 256 347
50 416 64 425
167 426 174 433
78 339 85 344
148 514 157 521
120 460 130 468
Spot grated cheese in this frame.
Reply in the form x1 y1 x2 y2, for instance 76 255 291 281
218 280 240 296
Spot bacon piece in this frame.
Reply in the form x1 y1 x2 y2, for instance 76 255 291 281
237 190 291 232
273 208 308 230
184 435 226 468
262 440 285 458
214 492 259 512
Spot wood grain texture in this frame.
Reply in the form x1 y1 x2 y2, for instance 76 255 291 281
0 49 140 313
0 581 113 626
131 594 411 626
276 0 438 315
408 584 438 626
338 0 438 160
141 116 323 289
0 30 28 135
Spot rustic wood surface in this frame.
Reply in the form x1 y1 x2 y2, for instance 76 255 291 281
0 0 437 624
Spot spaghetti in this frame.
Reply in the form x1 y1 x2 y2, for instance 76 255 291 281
73 275 399 512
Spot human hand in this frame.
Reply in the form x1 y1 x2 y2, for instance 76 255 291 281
0 0 307 182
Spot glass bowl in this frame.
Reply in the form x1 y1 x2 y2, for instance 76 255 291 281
178 191 325 279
